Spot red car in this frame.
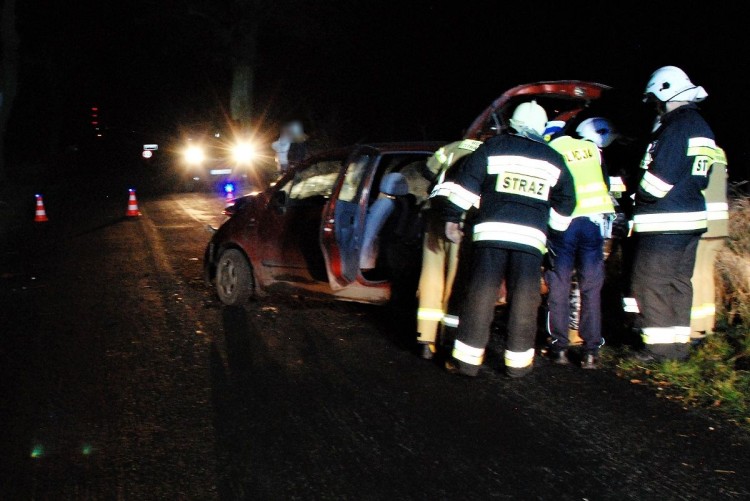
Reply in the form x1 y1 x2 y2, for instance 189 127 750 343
204 80 636 306
204 142 443 305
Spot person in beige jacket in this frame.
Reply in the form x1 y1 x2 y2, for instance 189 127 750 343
690 149 729 338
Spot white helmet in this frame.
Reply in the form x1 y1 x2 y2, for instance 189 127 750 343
643 66 708 103
509 100 548 137
576 117 618 148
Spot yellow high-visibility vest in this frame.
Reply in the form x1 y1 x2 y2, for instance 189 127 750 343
549 136 614 217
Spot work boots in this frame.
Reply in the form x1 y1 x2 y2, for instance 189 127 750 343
550 349 570 365
581 352 601 370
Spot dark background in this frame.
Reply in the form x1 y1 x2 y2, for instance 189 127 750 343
5 1 748 182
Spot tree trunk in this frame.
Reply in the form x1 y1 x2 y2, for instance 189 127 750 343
229 24 258 129
0 0 19 183
230 62 254 128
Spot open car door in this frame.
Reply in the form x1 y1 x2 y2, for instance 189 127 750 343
320 147 377 290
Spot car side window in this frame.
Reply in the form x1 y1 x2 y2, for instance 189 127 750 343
339 155 370 203
369 154 433 205
288 160 342 201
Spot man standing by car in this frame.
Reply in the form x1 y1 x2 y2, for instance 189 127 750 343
631 66 724 361
415 139 482 359
545 117 618 369
440 101 576 378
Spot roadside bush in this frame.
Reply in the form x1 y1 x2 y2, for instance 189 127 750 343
717 195 750 326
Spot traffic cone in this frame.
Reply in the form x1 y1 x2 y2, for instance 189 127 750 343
34 194 49 222
126 188 141 217
224 191 235 208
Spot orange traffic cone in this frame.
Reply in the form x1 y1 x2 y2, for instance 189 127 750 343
34 194 49 222
224 190 235 208
126 188 141 217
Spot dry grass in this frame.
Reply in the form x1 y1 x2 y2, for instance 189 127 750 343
717 196 750 325
617 189 750 431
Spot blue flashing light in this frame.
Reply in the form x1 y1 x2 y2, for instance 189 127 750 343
223 183 235 194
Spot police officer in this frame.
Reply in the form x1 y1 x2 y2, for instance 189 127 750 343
545 117 618 369
690 146 728 338
631 66 724 361
415 139 482 359
441 101 576 378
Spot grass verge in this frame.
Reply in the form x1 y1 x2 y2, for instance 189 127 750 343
614 191 750 432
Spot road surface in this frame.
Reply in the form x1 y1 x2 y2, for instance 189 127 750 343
1 172 748 500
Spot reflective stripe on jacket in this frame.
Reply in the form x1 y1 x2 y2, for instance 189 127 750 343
442 134 576 257
633 104 716 235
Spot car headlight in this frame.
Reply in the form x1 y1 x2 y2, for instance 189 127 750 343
184 145 206 165
232 142 255 165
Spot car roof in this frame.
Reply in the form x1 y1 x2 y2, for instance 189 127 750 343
305 141 444 163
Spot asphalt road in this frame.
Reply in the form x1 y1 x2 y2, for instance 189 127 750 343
1 170 749 500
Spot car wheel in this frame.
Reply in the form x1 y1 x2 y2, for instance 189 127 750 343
215 249 254 306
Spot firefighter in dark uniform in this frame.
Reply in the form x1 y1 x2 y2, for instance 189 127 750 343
440 101 576 378
631 66 724 361
415 139 482 359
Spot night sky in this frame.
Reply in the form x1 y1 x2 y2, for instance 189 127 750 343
7 1 749 181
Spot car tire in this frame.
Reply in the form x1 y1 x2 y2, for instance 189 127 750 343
215 249 254 306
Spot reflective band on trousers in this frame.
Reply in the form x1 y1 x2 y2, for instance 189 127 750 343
706 202 729 221
417 308 444 322
641 327 675 344
504 348 535 368
473 222 547 254
640 170 673 199
642 326 691 345
609 176 626 193
691 303 716 319
622 297 640 313
442 314 459 328
674 326 691 343
632 211 707 233
453 340 484 366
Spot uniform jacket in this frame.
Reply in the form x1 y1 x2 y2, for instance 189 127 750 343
633 104 721 234
441 133 576 256
703 154 729 239
426 139 483 211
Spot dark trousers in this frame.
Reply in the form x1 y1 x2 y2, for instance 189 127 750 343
631 233 700 359
455 246 542 366
545 217 605 353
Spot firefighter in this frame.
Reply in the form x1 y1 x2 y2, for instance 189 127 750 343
415 139 482 359
690 146 728 338
441 101 576 378
631 66 724 361
545 117 618 369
